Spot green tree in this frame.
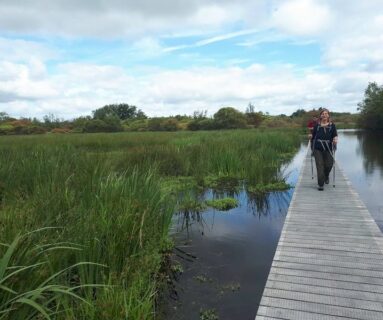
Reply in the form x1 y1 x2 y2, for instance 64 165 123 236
358 82 383 129
0 112 10 122
42 113 62 129
213 107 247 129
246 103 255 113
245 104 263 127
290 108 306 118
93 103 146 120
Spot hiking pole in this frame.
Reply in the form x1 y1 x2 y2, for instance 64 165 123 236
333 146 336 188
311 152 314 179
309 140 314 179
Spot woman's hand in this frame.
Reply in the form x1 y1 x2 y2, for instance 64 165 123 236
333 137 338 145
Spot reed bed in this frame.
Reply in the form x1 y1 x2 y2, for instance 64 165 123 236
0 129 299 319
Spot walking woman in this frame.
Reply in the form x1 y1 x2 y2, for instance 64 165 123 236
309 108 338 191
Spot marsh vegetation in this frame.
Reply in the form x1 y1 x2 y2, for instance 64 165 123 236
0 129 300 319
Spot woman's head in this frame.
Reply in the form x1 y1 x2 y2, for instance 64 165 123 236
319 108 330 121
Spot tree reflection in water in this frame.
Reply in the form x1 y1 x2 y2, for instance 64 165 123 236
355 130 383 176
247 189 292 218
172 185 292 238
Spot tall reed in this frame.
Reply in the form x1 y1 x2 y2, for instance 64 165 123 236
0 129 300 319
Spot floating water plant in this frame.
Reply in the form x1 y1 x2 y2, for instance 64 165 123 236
247 181 291 194
205 198 239 211
200 308 219 320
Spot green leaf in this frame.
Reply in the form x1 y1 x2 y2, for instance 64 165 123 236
0 235 21 280
15 297 51 320
0 284 17 295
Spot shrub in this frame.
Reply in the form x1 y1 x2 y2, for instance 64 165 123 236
83 117 122 133
213 107 247 129
51 127 71 133
187 118 215 131
147 117 180 131
245 112 264 127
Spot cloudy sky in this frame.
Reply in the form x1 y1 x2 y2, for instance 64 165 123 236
1 0 383 119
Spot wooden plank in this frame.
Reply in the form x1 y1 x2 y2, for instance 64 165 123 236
276 252 383 267
274 255 383 271
281 231 383 241
260 297 383 320
276 247 383 261
262 288 383 312
268 273 383 294
257 305 377 320
276 242 383 254
271 261 383 278
266 281 383 303
270 267 383 286
281 237 383 248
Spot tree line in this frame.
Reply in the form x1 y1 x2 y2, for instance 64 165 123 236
3 82 381 136
0 104 266 134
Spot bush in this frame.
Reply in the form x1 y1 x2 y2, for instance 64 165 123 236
147 117 180 131
124 119 149 131
0 124 14 135
187 118 215 131
51 127 71 133
213 107 247 129
161 118 179 131
83 117 122 133
245 112 264 127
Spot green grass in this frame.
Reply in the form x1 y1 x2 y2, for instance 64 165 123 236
205 198 238 211
0 129 300 319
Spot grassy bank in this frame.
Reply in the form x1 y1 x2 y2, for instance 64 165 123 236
0 129 300 319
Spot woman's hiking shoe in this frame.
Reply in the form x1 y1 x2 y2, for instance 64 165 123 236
318 186 324 191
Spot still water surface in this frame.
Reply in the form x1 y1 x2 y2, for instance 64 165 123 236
167 130 383 320
336 130 383 230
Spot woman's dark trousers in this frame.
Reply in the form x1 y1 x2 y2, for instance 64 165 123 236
313 149 334 187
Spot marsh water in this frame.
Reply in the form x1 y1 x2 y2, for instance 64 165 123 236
336 130 383 230
166 130 383 320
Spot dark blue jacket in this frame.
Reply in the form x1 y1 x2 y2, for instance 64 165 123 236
311 123 338 152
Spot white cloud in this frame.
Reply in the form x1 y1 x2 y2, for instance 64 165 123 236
0 60 57 104
2 59 374 118
1 1 383 119
0 37 55 62
272 0 333 36
0 0 249 38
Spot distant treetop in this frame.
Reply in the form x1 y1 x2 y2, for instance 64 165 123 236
93 103 147 120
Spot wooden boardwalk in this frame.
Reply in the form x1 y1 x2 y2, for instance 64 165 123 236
255 148 383 320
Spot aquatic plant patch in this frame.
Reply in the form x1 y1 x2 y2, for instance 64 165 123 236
247 181 292 194
205 198 239 211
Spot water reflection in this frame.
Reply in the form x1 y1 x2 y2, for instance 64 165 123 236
174 187 294 239
356 130 383 176
166 144 307 320
336 130 383 230
247 190 292 218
